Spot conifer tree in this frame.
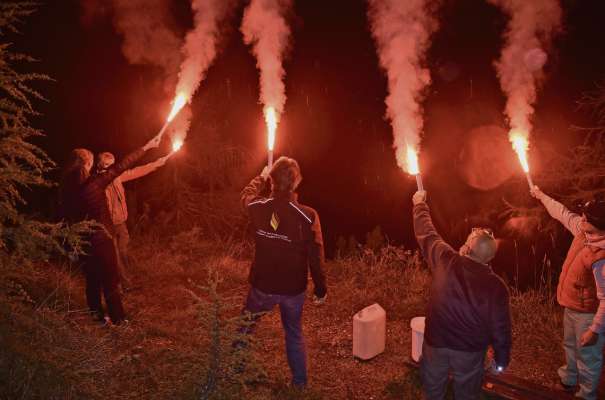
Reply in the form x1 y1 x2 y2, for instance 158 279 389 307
0 2 91 260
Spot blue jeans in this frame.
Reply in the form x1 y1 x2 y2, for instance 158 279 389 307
420 342 484 400
242 287 307 386
558 308 605 400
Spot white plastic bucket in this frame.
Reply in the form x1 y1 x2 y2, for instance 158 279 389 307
410 316 426 362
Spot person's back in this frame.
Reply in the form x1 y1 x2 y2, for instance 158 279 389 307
80 149 145 240
247 193 323 296
412 190 511 400
94 151 171 289
426 248 510 356
239 157 327 388
59 149 91 224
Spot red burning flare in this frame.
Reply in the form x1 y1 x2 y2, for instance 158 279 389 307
510 130 533 188
265 106 278 167
172 138 183 152
167 93 187 122
403 146 424 191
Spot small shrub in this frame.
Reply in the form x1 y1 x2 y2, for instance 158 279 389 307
365 225 386 253
188 268 266 400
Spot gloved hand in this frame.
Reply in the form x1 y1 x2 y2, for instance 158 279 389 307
412 190 427 206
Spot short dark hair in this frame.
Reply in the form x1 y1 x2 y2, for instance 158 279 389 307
270 157 302 194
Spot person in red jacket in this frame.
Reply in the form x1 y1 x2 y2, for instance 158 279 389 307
95 151 173 289
240 156 327 388
531 186 605 400
412 190 511 400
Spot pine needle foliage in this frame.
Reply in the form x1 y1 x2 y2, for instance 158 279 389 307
188 269 266 399
0 2 92 259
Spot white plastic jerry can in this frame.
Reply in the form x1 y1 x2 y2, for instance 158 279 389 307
352 303 386 360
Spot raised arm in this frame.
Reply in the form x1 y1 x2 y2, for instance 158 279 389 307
93 148 145 188
489 283 512 369
241 168 270 210
120 155 169 183
412 192 458 271
531 186 582 236
308 210 327 299
91 132 162 188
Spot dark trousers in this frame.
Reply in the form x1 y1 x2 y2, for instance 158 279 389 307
241 286 307 386
113 223 131 286
82 237 125 323
420 342 484 400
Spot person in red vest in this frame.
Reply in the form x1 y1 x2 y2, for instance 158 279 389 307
531 186 605 400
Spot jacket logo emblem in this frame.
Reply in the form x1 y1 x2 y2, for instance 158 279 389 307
270 212 280 231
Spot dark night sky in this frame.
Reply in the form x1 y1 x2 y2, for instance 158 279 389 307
9 0 605 260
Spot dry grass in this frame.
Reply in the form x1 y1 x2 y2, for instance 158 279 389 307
0 233 570 399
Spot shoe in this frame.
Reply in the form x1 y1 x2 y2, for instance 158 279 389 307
101 317 130 328
553 379 576 393
112 318 130 328
90 310 105 322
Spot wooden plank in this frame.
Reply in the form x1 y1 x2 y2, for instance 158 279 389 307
404 358 574 400
484 373 573 400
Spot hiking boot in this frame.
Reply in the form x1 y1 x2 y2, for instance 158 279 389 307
102 318 130 329
90 310 105 322
552 379 576 393
116 319 130 327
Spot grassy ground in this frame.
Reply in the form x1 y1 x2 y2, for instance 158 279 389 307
0 229 573 399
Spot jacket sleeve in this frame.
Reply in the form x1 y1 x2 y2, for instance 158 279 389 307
590 259 605 334
308 211 327 298
94 148 146 189
120 157 166 183
413 202 458 271
490 282 512 368
241 176 268 210
539 193 582 236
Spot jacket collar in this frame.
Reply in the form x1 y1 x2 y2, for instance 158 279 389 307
461 254 493 271
271 191 298 202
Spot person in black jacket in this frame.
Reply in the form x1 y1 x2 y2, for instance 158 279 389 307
240 156 327 388
61 133 162 325
412 190 511 400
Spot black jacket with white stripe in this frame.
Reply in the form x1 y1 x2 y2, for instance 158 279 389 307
241 176 327 298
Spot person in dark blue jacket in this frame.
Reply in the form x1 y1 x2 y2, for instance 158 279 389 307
412 190 511 400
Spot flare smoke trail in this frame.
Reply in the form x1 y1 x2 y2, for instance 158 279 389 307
169 0 236 142
241 0 293 120
175 0 237 101
110 0 182 86
88 0 236 141
488 0 562 138
367 0 441 171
